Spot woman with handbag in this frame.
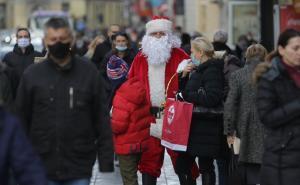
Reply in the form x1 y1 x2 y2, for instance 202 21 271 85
224 44 267 185
176 37 225 185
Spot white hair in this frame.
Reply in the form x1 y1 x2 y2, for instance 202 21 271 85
141 33 181 65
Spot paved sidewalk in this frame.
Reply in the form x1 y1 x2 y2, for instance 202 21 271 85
90 153 204 185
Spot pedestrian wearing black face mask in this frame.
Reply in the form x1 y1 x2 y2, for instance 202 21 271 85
2 28 43 102
16 18 114 185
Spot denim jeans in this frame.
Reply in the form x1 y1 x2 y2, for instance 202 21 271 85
48 179 90 185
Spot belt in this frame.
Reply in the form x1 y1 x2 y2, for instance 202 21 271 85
150 106 163 118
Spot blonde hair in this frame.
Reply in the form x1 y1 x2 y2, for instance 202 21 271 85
245 44 268 62
191 37 215 58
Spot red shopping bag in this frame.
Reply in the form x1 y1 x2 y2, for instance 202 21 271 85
161 98 193 151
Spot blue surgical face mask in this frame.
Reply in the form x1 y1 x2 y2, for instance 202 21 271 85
191 53 201 66
17 38 30 48
115 45 127 52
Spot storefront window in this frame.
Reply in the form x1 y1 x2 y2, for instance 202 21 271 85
228 1 259 46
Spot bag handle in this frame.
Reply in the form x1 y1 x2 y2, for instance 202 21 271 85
160 73 178 108
165 73 178 99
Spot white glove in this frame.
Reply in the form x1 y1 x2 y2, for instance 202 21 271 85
176 59 191 73
150 118 163 139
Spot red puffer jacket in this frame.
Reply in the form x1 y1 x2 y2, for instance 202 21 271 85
111 77 153 155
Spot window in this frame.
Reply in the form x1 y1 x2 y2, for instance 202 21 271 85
228 1 259 47
175 0 184 15
62 2 70 12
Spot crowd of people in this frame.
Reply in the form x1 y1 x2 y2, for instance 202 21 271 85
0 15 299 185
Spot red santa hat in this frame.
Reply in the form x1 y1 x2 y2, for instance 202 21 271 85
146 16 172 35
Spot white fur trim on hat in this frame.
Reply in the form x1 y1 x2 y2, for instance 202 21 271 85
146 18 172 35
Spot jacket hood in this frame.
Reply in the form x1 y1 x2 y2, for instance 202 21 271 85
225 54 243 67
245 57 263 69
214 51 242 69
116 77 147 105
252 57 282 84
13 44 34 55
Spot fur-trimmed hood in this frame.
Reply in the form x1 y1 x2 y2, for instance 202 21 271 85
252 58 280 84
214 50 227 59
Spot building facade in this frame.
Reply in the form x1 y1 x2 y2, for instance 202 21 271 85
0 0 126 30
172 0 259 47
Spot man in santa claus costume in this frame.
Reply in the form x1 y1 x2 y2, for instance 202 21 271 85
128 16 199 185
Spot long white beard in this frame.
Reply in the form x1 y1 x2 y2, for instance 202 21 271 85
141 34 181 65
142 34 181 106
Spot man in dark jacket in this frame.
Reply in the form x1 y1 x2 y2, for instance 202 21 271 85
212 30 243 98
91 24 120 69
212 30 233 55
0 107 47 185
3 28 44 99
16 17 114 185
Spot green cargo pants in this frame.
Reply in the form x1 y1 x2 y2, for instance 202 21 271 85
118 153 142 185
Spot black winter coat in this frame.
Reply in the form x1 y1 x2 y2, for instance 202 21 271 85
91 39 112 69
180 59 224 157
3 44 44 99
16 56 114 180
257 58 300 185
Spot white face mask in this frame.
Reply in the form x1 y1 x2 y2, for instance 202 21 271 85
17 38 30 48
115 45 127 51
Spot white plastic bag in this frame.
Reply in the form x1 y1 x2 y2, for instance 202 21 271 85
233 137 241 155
